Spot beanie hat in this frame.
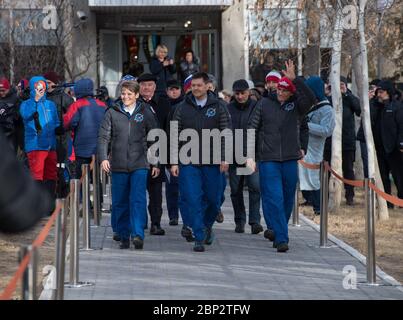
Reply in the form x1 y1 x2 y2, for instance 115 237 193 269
305 76 326 101
137 73 157 83
74 78 94 99
277 77 296 94
340 76 348 85
183 74 193 92
232 79 250 92
43 71 61 84
376 80 395 98
265 70 281 83
121 74 137 82
0 78 10 90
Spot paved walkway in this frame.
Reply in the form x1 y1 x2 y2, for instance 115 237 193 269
64 188 403 300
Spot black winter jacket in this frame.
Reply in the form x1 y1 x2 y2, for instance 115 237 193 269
47 88 74 163
372 99 403 154
0 130 52 232
97 101 158 172
0 89 23 150
150 56 177 93
341 91 361 151
139 94 171 133
171 91 232 165
247 77 316 162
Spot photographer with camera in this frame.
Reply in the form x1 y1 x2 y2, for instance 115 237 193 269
20 76 60 214
150 44 177 96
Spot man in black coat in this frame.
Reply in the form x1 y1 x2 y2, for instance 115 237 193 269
0 77 23 154
138 73 172 235
227 79 263 235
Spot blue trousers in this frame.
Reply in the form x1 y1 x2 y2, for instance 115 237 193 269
259 160 298 245
111 169 148 241
179 165 222 242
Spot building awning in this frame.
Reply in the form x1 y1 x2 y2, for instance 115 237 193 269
88 0 233 13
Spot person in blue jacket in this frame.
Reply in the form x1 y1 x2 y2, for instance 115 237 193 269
20 76 60 211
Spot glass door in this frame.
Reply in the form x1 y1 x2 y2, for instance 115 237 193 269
194 30 218 80
99 29 122 99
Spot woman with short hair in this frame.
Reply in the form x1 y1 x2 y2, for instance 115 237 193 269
150 44 177 95
98 81 160 250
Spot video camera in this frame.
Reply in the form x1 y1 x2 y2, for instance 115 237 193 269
52 82 75 89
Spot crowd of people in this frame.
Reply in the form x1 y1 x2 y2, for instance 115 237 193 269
1 44 402 254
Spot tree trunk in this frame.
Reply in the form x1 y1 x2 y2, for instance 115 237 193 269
356 0 389 220
328 5 344 213
303 1 321 76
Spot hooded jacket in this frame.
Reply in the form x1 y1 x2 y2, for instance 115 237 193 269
247 77 316 162
98 100 158 173
19 76 60 153
63 96 106 159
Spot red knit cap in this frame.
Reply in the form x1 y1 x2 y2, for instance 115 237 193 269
277 77 296 94
0 78 10 90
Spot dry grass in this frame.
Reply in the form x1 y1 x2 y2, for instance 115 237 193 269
0 218 55 300
301 189 403 283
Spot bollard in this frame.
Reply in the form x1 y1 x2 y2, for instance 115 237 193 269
65 180 94 289
92 156 101 226
55 199 67 300
319 161 329 247
101 169 107 198
365 178 377 284
292 182 300 227
82 164 91 250
20 245 37 300
69 179 80 286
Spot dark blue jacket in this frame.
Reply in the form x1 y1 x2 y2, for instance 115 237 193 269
63 97 106 158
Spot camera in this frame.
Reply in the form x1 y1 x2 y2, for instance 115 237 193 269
76 11 88 22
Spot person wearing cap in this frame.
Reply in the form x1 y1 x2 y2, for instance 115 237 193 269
371 80 403 204
138 73 171 236
246 60 316 253
0 77 22 154
227 79 263 235
150 44 176 95
170 72 232 252
299 76 335 215
98 80 160 249
44 71 74 197
263 70 281 98
63 78 107 180
20 76 61 213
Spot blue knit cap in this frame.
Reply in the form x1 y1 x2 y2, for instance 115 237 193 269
74 78 94 99
305 76 326 101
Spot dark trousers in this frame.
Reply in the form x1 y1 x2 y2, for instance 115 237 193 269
378 148 403 201
228 165 261 225
360 142 369 178
342 150 355 200
165 174 179 220
147 170 163 226
302 190 320 212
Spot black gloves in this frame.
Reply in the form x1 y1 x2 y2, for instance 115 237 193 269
33 111 42 134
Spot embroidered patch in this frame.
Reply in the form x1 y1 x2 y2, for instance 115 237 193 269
284 103 295 111
134 113 144 123
206 108 216 118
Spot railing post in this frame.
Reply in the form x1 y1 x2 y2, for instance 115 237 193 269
292 181 300 227
69 179 80 286
20 245 37 300
92 156 101 226
365 178 377 284
320 161 329 247
82 164 91 250
55 199 67 300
